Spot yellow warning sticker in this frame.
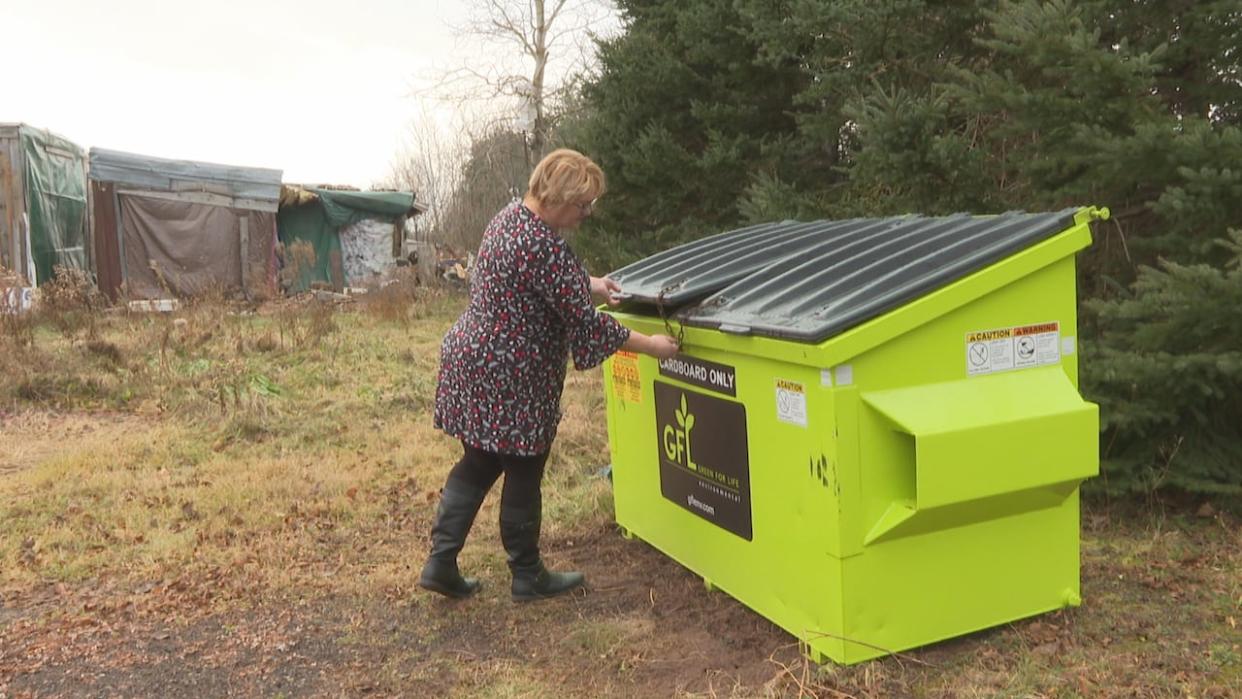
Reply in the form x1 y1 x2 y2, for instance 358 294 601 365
611 351 642 403
966 322 1061 376
774 379 807 427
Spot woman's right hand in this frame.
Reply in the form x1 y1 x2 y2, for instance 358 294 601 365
645 334 680 359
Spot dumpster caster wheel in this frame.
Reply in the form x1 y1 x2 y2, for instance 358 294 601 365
704 579 718 593
619 527 636 541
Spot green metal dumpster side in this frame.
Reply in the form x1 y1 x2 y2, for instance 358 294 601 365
602 207 1105 664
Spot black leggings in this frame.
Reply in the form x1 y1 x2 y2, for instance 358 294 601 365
445 443 548 511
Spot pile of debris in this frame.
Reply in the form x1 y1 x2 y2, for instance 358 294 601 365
0 265 34 315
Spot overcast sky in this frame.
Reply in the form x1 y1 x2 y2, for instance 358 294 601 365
2 0 606 189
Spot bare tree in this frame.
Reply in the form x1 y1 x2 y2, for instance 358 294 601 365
438 126 529 252
385 112 526 254
434 0 618 165
385 1 619 255
384 106 467 244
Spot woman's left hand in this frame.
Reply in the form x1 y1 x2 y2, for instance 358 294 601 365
590 276 623 307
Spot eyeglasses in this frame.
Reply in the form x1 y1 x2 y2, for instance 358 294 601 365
574 198 598 215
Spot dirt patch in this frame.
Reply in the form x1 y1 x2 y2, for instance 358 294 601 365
380 521 797 697
0 521 799 698
1 587 350 698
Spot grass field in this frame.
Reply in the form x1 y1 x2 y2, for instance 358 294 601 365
1 282 1238 698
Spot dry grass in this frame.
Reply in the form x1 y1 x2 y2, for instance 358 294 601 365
0 291 1238 698
356 267 427 325
0 285 459 588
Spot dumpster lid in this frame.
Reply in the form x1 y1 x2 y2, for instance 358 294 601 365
608 220 854 306
609 209 1080 343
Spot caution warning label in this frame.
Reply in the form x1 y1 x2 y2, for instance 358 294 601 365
611 351 642 403
966 322 1061 376
774 379 807 427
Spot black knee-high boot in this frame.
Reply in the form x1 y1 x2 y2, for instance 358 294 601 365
419 480 488 598
500 500 585 602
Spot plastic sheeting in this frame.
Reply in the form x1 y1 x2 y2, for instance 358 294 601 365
0 125 88 285
23 127 89 284
339 218 396 286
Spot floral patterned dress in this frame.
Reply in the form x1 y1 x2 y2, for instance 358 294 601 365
433 202 631 456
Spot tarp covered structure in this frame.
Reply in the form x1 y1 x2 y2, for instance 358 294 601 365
277 187 419 292
89 148 282 300
0 123 89 285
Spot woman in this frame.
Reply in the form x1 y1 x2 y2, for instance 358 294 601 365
421 148 680 601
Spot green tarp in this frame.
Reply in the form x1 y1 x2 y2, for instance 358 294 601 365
313 189 413 228
22 126 88 285
277 189 413 292
278 201 343 293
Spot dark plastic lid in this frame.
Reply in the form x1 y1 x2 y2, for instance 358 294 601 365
609 209 1079 343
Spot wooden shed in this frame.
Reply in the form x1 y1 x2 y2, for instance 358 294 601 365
88 148 282 300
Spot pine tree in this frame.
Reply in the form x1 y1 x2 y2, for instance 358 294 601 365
570 0 1242 494
842 2 1242 494
1083 231 1242 495
571 0 809 270
741 0 992 213
847 0 1242 280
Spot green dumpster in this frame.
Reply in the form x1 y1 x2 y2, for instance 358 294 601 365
601 206 1107 664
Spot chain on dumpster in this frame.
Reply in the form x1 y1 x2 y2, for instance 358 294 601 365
655 284 687 348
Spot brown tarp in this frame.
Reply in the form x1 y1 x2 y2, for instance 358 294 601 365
119 194 275 299
90 181 123 299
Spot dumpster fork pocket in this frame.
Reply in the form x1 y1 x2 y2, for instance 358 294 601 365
859 367 1098 546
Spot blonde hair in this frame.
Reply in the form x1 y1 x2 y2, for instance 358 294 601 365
526 149 606 207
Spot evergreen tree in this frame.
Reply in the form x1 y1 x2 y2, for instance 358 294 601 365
847 0 1242 279
842 2 1242 494
741 0 992 214
570 0 1242 494
573 0 808 270
1083 231 1242 495
575 1 996 270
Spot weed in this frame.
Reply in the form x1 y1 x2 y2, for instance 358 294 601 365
0 294 36 347
359 269 423 324
273 298 338 350
307 300 338 343
37 266 105 338
251 332 279 353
